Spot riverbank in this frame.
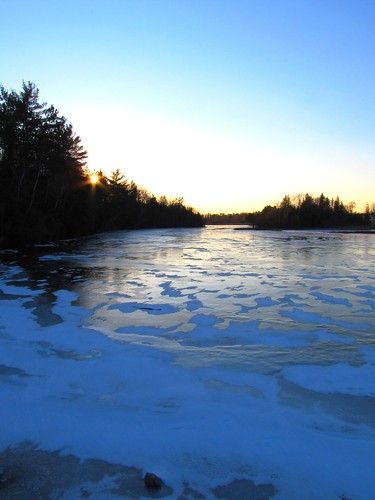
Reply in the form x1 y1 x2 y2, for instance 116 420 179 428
0 443 278 499
233 225 375 233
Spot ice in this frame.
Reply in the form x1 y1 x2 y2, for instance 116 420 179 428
360 346 375 363
280 307 368 329
109 301 179 315
283 363 375 397
0 227 375 498
310 291 353 306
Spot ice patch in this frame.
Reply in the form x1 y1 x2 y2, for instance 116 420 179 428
184 299 203 311
160 281 183 297
359 346 375 364
280 308 368 329
255 296 279 307
108 302 178 315
310 291 352 307
360 299 375 311
283 363 375 397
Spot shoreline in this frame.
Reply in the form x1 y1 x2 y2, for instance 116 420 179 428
233 226 375 234
0 442 277 499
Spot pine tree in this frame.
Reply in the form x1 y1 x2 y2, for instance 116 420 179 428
0 81 88 245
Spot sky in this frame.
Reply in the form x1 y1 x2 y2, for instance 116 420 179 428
1 0 375 214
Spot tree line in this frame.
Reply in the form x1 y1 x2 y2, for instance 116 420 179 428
204 213 249 225
0 82 203 247
246 193 374 229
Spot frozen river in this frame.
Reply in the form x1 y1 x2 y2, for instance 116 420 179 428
0 226 374 498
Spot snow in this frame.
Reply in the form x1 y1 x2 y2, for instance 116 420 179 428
0 227 375 499
283 363 375 397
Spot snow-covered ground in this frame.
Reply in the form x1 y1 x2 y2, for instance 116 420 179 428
0 227 374 499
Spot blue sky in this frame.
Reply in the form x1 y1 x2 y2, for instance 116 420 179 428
2 0 375 213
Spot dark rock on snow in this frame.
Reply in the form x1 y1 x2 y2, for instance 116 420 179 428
144 472 163 489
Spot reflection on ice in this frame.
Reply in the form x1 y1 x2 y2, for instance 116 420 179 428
1 227 375 498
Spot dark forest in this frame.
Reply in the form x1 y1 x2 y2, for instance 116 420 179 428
1 83 373 248
246 194 374 229
0 82 203 248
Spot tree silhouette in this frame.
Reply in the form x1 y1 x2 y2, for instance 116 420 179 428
0 82 204 247
246 193 367 229
0 82 88 244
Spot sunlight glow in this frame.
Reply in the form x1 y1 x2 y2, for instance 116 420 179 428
71 106 374 213
90 173 99 185
2 1 375 214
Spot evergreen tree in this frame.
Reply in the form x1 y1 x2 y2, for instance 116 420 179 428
0 81 88 245
0 82 203 247
246 193 367 229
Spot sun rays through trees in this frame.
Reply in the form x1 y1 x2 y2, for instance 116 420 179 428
0 82 203 247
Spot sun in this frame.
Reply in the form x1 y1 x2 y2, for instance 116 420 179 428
90 173 99 185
